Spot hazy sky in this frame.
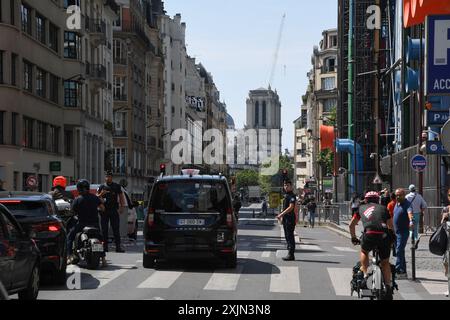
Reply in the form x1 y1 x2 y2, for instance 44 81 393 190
164 0 338 151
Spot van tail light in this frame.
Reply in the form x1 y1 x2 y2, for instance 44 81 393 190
33 222 62 233
226 207 234 228
147 208 155 228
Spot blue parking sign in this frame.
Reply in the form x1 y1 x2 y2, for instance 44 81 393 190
411 155 427 173
426 15 450 96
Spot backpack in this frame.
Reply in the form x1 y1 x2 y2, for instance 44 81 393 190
429 223 448 256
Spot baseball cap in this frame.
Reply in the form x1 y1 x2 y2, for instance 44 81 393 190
409 184 416 192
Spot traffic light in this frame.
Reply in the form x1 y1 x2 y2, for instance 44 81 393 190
405 36 424 93
160 163 166 176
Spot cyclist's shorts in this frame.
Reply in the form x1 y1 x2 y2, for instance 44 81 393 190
361 233 391 260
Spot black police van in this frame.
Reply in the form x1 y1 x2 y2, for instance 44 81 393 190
143 169 237 269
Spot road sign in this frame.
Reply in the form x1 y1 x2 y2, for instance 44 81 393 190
442 120 450 152
26 176 38 188
49 161 61 172
411 154 428 172
427 110 450 126
426 141 449 155
425 15 450 96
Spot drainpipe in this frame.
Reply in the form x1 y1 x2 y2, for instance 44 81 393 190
348 0 355 196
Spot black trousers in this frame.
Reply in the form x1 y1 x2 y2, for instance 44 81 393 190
283 215 296 255
100 208 121 249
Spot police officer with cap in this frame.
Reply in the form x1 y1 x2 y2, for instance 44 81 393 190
277 180 297 261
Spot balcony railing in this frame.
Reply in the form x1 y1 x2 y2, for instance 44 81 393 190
86 63 107 82
121 20 156 54
85 17 106 35
114 130 127 137
114 57 127 65
114 94 128 101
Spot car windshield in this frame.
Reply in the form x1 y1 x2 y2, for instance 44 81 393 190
0 201 50 218
153 181 229 213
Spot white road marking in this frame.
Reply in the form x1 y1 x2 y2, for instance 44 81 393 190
270 267 301 294
295 236 301 244
239 242 251 248
298 244 323 252
137 271 183 289
327 268 353 296
203 266 244 291
416 271 449 295
237 251 251 258
66 265 129 288
333 247 358 253
397 279 422 300
261 251 271 258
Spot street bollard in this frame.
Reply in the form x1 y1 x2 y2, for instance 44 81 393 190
411 235 416 281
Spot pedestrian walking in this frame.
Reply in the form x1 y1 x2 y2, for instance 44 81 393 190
262 198 268 216
380 188 390 207
393 188 414 279
406 184 428 242
307 197 317 228
387 192 397 218
351 192 360 217
277 180 297 261
441 188 450 297
97 171 126 253
233 195 242 219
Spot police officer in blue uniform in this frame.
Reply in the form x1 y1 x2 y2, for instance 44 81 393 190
277 180 297 261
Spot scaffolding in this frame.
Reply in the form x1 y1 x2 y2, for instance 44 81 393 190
338 0 391 196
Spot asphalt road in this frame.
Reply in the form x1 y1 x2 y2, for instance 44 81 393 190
12 210 446 300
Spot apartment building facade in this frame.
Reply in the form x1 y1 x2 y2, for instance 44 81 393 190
112 0 164 199
0 0 117 191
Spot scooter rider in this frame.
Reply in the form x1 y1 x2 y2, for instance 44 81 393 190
349 191 395 300
67 179 106 266
49 176 73 201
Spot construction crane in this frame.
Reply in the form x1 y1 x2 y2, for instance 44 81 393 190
268 13 286 88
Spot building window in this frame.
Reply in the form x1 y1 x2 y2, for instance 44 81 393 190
49 74 59 103
9 0 14 25
113 39 126 64
36 68 46 98
114 148 127 174
36 121 46 151
64 31 81 59
64 0 81 9
0 51 3 84
262 101 267 127
114 111 126 135
323 57 336 73
255 101 259 126
323 99 337 113
49 125 59 153
64 80 81 108
49 23 59 53
0 111 3 144
64 130 73 156
11 53 17 86
11 112 17 145
23 117 33 148
23 60 33 92
321 77 336 91
35 14 46 44
21 4 31 35
113 76 127 100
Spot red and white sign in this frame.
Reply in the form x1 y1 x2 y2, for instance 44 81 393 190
26 176 38 188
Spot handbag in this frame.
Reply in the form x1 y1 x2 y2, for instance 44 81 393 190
429 223 448 256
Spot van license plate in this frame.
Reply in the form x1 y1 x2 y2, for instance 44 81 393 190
178 219 205 226
92 244 104 252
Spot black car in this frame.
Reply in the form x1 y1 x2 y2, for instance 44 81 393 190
143 171 237 268
0 204 40 300
0 192 67 284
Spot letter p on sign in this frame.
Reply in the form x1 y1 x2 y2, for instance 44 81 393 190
434 20 450 66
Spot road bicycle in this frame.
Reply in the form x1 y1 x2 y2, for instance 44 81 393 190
351 239 398 300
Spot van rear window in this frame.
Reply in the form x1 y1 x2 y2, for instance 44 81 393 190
152 181 229 213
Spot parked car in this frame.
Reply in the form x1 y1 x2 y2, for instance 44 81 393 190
143 169 237 269
0 203 40 300
0 192 67 285
65 184 139 240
